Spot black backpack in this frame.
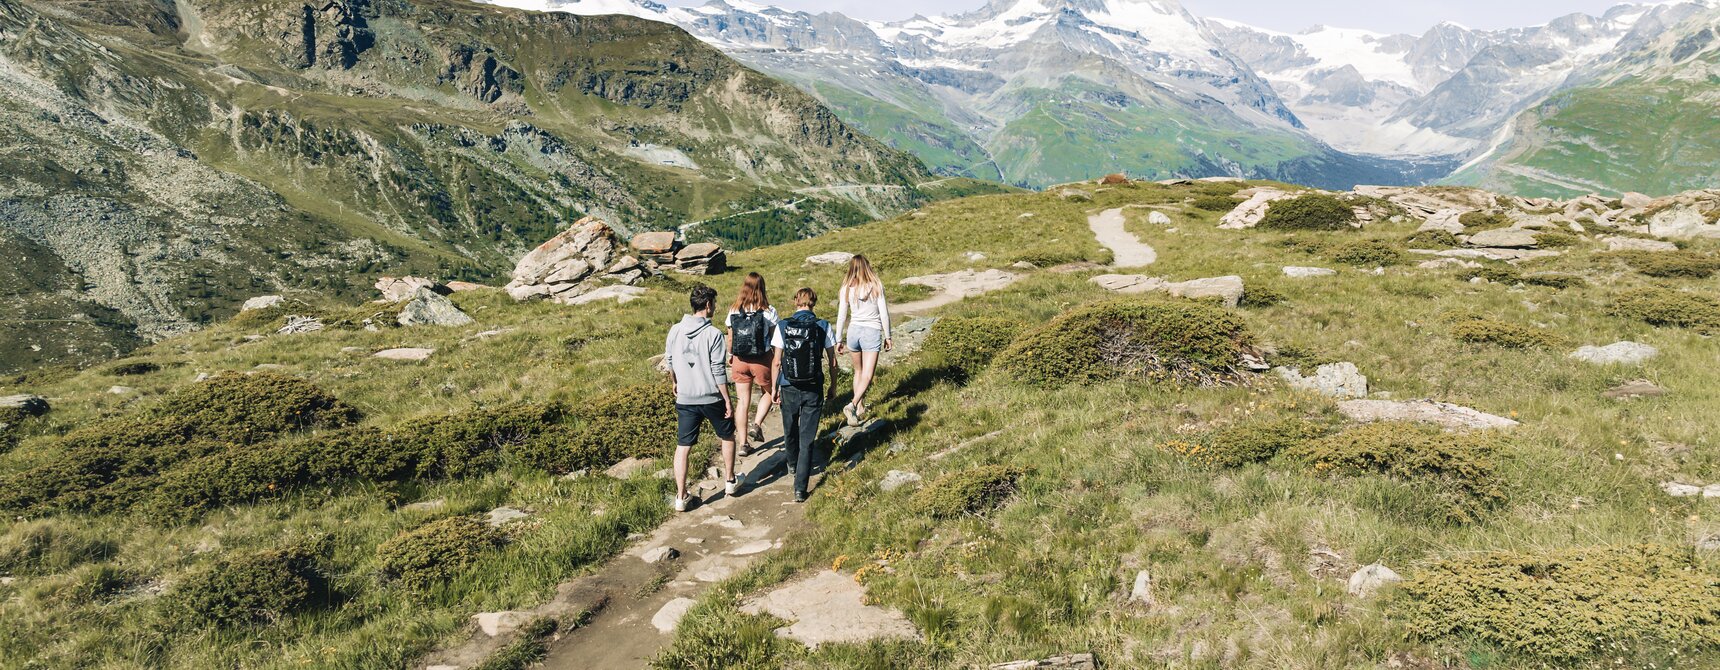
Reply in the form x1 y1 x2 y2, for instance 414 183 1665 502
730 310 771 358
779 313 825 386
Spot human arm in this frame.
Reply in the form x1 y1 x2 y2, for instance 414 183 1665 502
712 331 733 417
772 348 785 406
876 287 894 351
825 346 839 402
664 325 678 396
834 286 850 354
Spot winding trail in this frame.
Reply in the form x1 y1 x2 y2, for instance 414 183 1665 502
1089 207 1157 268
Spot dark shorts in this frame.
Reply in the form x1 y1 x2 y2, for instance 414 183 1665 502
676 401 735 446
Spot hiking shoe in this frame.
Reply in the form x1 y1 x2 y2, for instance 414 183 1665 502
749 422 765 443
672 494 691 513
725 478 740 496
793 491 808 503
787 462 796 477
737 443 754 457
842 404 860 427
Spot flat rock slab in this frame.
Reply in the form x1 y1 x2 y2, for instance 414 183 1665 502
1275 362 1368 399
741 570 921 648
652 598 697 634
568 284 647 306
1466 228 1540 249
1283 266 1337 278
374 348 435 361
473 611 533 637
1570 341 1658 366
896 269 1020 313
485 507 531 527
1604 380 1665 400
241 295 284 311
1604 236 1679 252
1090 274 1244 307
1337 399 1518 431
805 251 855 266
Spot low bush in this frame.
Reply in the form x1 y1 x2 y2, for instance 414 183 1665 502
1285 422 1506 522
0 520 118 576
1191 194 1237 211
1446 314 1562 349
1158 417 1329 469
1009 247 1094 268
1461 266 1583 289
104 360 159 376
1404 230 1459 248
922 316 1023 376
1458 211 1510 230
1399 545 1720 661
512 386 674 474
1602 250 1720 278
913 466 1024 519
148 372 359 444
376 516 502 589
1258 195 1356 231
27 563 135 607
997 298 1255 387
1325 239 1405 267
1238 283 1286 308
1533 231 1580 248
173 541 329 627
1611 287 1720 334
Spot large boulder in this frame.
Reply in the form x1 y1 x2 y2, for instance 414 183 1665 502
1337 399 1517 431
241 295 284 312
806 251 856 266
1648 202 1720 239
674 242 728 275
505 217 659 304
397 288 475 328
630 231 678 255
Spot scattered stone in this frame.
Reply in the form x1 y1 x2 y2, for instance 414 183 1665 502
805 251 855 266
473 611 533 637
1603 236 1678 252
1218 189 1291 229
879 470 923 492
964 251 988 262
1011 261 1038 270
485 507 530 527
469 328 515 340
1659 481 1720 498
835 419 889 444
376 276 442 302
899 317 938 334
277 315 325 334
652 597 698 634
241 295 284 311
254 363 286 371
1146 211 1172 225
1275 362 1368 399
1129 570 1154 606
1603 380 1665 400
107 385 133 395
0 394 50 418
1337 399 1518 430
1347 563 1402 597
373 348 435 362
606 456 655 479
1569 341 1658 366
989 654 1099 670
568 284 648 306
396 288 474 328
1283 266 1337 278
674 242 727 275
402 498 446 512
641 546 680 564
741 570 921 647
1466 228 1539 249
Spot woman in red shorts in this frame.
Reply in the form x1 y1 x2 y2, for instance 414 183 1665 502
726 272 779 457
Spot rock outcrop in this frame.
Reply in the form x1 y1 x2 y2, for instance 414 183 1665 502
1275 362 1368 399
1337 399 1518 431
376 277 445 302
397 288 475 328
674 243 728 275
1218 189 1291 229
1570 341 1658 366
506 217 662 304
1090 274 1244 308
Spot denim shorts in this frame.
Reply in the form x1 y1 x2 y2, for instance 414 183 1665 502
846 326 884 352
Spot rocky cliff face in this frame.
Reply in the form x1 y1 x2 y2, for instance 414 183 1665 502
0 0 929 374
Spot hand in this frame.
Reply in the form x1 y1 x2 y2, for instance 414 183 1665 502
884 339 894 352
836 343 848 355
724 403 733 419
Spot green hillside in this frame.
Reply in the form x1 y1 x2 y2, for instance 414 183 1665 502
6 179 1720 669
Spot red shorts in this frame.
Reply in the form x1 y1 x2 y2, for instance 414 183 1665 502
730 355 774 385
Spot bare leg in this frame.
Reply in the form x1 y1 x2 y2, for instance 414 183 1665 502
848 350 864 408
855 350 880 414
733 381 753 450
673 445 692 501
753 383 774 431
721 439 736 483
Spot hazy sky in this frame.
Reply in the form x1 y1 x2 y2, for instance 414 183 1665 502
662 0 1636 33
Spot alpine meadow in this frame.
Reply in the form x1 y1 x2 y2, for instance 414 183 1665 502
2 1 1720 670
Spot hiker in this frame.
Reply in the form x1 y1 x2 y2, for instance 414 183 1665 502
663 284 737 512
774 287 839 502
726 272 778 457
834 254 891 426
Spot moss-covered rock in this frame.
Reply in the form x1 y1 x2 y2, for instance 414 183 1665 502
1258 195 1356 231
1399 545 1720 661
912 465 1023 519
376 516 502 589
997 298 1255 387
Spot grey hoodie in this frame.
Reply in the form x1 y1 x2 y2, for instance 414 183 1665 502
664 314 730 405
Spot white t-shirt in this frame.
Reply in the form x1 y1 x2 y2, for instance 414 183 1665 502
772 311 837 350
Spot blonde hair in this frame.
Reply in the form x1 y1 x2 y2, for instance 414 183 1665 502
730 272 770 312
842 255 883 301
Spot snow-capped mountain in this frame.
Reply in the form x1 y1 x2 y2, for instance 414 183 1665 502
478 0 1719 191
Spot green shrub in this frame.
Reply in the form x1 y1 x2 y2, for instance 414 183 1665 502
997 298 1255 387
912 465 1024 518
28 563 135 607
0 394 50 425
1158 417 1329 468
0 520 118 576
1238 283 1286 308
1602 250 1720 278
1325 239 1405 267
1008 247 1092 268
376 516 502 589
922 316 1023 375
104 360 159 376
1258 195 1356 231
1458 211 1510 230
1191 195 1237 211
1404 230 1459 248
1446 315 1562 349
1520 273 1584 289
1399 545 1720 661
1284 422 1506 522
173 542 329 627
512 386 674 474
1611 287 1720 334
1533 231 1580 248
1272 236 1330 255
148 372 359 444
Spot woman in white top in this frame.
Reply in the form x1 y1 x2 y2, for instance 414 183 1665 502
835 254 891 426
726 272 778 459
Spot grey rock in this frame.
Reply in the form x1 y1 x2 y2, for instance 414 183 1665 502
484 506 530 527
1347 563 1402 597
107 385 134 395
652 597 698 634
1604 236 1679 252
568 284 648 306
879 470 923 492
1129 570 1154 606
376 276 440 302
989 654 1098 670
641 546 680 564
1219 189 1290 229
1090 274 1244 307
1417 258 1481 269
1275 362 1368 399
373 347 435 361
1282 266 1337 278
0 394 50 418
1661 481 1703 497
473 611 533 637
1603 380 1665 400
278 315 325 334
402 498 446 512
1146 211 1172 225
1417 209 1466 233
606 456 655 479
1466 228 1539 249
398 289 474 328
1570 341 1658 366
241 295 284 311
1337 399 1518 430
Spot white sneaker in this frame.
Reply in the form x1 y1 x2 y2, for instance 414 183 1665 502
672 495 689 512
843 404 860 427
725 479 740 496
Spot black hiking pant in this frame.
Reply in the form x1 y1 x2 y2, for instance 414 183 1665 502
780 384 822 496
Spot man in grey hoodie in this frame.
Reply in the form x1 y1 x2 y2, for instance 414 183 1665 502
663 284 736 512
